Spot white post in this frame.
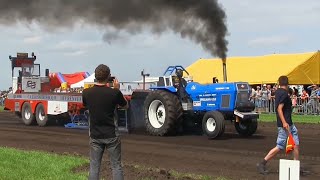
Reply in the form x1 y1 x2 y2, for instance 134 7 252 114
279 159 300 180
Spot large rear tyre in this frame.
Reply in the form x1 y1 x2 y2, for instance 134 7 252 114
21 102 36 125
202 111 225 139
235 118 258 136
144 90 183 136
35 103 49 127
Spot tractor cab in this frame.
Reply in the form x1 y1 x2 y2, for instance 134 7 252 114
154 66 193 88
152 66 192 94
151 65 194 105
9 52 50 94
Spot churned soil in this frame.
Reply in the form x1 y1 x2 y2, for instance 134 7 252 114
73 162 191 180
0 111 319 180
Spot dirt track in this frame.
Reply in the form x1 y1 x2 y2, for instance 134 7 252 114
0 111 319 180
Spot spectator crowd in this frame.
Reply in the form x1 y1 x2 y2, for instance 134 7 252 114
250 84 320 115
0 88 11 106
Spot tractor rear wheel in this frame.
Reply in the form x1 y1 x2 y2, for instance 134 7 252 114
235 118 258 136
144 90 183 136
21 102 36 125
35 103 49 127
202 111 225 139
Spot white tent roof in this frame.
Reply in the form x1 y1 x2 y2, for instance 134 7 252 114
70 73 96 88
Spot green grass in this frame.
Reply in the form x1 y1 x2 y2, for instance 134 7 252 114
0 106 4 112
0 147 89 180
0 147 227 180
258 113 320 124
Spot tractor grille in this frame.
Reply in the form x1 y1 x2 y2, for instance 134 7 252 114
236 92 255 112
237 92 249 102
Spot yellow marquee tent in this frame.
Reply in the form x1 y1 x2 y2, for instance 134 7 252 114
186 51 320 85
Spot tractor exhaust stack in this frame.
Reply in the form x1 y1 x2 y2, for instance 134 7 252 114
222 58 227 82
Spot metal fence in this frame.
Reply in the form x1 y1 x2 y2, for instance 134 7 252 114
251 97 320 115
0 97 4 106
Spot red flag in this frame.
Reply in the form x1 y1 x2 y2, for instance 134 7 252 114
286 133 295 154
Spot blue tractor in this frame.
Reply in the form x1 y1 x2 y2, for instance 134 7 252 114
143 65 259 139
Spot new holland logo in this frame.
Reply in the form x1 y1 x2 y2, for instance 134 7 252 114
26 81 37 89
191 85 196 90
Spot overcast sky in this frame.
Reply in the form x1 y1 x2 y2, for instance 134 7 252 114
1 0 319 90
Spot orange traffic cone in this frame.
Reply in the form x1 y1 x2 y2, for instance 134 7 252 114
286 133 295 155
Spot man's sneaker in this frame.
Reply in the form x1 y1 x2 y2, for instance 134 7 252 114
256 162 268 175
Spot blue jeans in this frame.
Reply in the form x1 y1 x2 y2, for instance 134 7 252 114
255 99 262 108
89 136 124 180
276 125 300 150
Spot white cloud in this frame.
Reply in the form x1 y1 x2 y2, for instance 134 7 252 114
52 40 101 51
63 50 87 56
23 36 42 44
139 36 161 48
50 40 102 56
248 35 293 47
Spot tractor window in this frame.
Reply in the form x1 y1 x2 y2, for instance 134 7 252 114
165 77 171 86
22 68 32 77
236 83 249 91
32 64 40 76
157 77 165 86
14 64 40 77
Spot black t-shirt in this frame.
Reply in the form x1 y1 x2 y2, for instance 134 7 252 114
275 88 293 127
82 85 127 139
271 90 275 96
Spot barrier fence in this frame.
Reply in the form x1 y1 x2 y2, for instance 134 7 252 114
251 96 320 115
0 96 4 106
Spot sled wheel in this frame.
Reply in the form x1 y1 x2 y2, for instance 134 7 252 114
21 102 36 125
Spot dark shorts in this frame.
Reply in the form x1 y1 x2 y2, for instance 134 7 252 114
276 125 299 150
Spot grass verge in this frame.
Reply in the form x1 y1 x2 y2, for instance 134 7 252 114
0 147 227 180
0 106 4 112
259 113 320 124
0 147 89 180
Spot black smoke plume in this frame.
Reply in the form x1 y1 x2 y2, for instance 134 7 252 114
0 0 228 58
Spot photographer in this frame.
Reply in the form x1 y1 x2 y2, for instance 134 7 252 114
82 64 128 180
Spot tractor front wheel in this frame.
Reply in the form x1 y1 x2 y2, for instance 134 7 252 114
202 111 225 139
144 90 183 136
234 118 258 136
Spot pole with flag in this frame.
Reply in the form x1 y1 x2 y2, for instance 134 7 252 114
286 130 296 155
